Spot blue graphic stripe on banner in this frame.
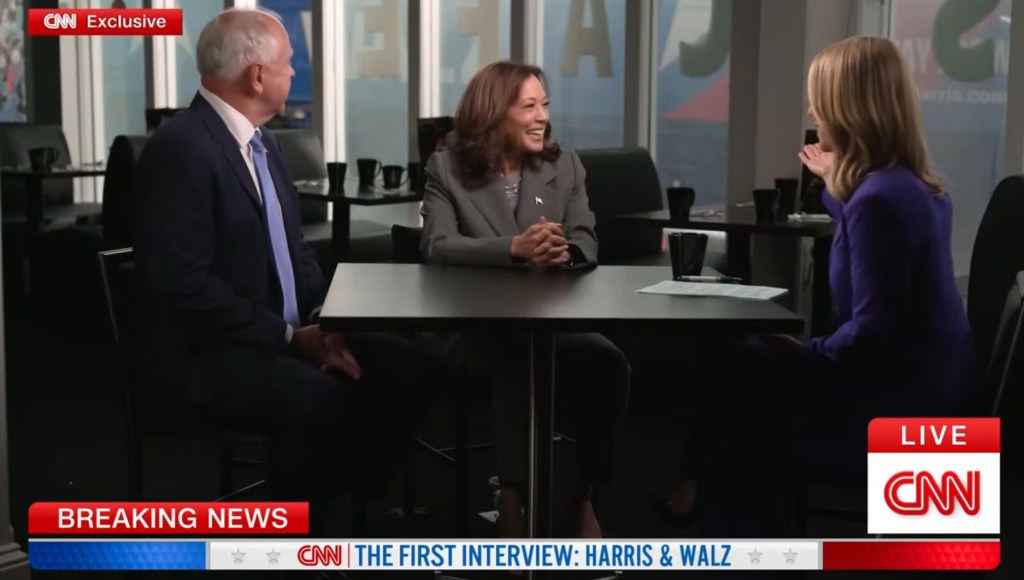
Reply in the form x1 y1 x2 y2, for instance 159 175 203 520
29 541 206 570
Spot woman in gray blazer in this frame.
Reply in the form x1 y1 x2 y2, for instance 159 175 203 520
420 61 630 539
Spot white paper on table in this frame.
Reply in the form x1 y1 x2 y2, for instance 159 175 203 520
637 280 788 301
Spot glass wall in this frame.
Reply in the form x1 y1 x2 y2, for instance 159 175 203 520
541 0 627 148
174 0 222 106
345 0 409 166
439 0 511 115
101 0 147 141
890 0 1010 275
653 0 729 204
259 0 314 128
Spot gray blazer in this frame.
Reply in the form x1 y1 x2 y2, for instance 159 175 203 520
420 149 598 266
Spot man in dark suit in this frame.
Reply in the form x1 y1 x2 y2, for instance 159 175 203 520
134 8 435 531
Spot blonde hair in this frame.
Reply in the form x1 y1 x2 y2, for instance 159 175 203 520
808 36 942 202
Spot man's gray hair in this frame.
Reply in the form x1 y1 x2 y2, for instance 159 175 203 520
196 8 284 79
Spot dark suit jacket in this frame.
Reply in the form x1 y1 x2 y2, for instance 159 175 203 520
134 93 326 404
420 149 598 266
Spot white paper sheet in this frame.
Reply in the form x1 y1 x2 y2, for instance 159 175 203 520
637 281 789 301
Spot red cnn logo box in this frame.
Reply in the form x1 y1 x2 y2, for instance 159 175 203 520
867 418 1000 535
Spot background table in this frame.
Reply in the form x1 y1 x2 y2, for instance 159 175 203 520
1 166 107 236
615 206 835 335
318 264 804 555
296 180 421 261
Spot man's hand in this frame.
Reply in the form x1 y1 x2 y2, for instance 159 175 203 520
321 333 363 380
290 326 363 380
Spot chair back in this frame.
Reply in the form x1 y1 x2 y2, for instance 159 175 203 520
978 271 1024 417
417 117 454 163
98 247 136 347
0 123 75 212
391 225 424 264
576 147 664 263
102 135 149 249
272 128 328 224
967 175 1024 372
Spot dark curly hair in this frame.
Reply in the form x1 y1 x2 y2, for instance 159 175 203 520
449 61 560 188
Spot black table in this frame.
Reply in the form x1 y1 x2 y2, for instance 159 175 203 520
296 179 422 261
1 166 107 236
318 264 804 550
616 206 836 334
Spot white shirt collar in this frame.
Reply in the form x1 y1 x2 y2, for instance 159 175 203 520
198 85 258 147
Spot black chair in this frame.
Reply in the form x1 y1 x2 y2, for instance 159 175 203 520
97 248 266 502
0 122 102 227
101 135 149 249
576 147 666 265
967 174 1024 381
272 129 393 265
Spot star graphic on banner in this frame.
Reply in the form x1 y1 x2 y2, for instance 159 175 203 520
748 549 763 564
231 549 246 564
783 549 798 564
267 548 281 565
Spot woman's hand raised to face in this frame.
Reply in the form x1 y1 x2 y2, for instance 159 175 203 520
798 143 834 178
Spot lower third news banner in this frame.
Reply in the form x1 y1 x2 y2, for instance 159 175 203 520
28 539 1001 572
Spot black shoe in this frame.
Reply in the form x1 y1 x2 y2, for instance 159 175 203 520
645 493 697 528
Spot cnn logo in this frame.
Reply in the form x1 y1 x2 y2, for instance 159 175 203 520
298 544 347 567
868 419 999 535
42 12 76 30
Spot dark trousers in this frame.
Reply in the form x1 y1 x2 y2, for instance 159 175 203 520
186 332 440 532
463 332 631 487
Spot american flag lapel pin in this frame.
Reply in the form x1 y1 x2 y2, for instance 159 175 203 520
535 195 543 205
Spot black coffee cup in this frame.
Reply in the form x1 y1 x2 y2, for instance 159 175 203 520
407 162 422 192
753 188 779 224
668 232 708 279
29 146 59 173
774 178 799 218
326 162 347 191
356 158 382 187
666 187 696 221
382 164 404 189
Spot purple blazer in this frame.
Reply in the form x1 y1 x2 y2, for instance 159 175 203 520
806 166 974 413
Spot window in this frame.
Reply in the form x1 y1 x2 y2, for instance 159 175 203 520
259 0 314 128
101 0 146 140
541 0 627 148
174 0 222 106
439 0 511 115
890 0 1010 275
652 0 729 204
345 0 409 165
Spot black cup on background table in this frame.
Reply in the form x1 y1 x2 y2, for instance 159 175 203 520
666 186 695 221
407 161 422 191
775 178 799 218
356 158 381 187
668 232 708 279
753 188 779 224
326 162 347 191
29 146 59 173
382 164 405 189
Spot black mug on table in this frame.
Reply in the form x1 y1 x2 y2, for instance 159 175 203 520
774 178 799 218
668 232 708 279
382 164 405 189
29 147 59 173
326 162 347 191
667 186 695 221
356 158 382 187
753 188 779 224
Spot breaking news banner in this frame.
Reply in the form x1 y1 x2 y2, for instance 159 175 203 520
867 418 1000 535
25 539 1000 572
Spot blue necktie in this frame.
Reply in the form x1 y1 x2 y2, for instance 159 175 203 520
249 132 301 327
